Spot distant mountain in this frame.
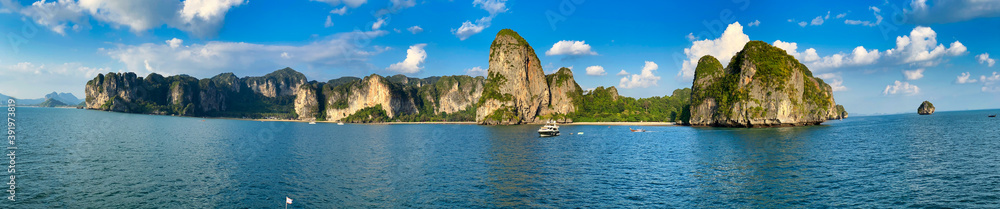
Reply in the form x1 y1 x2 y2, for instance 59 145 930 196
37 98 69 107
44 92 81 105
0 92 81 105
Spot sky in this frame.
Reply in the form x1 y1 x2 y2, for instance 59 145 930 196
0 0 999 115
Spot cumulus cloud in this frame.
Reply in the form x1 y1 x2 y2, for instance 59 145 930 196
978 53 996 67
798 21 807 27
883 80 919 95
465 66 487 77
452 0 507 40
103 30 389 77
816 73 848 92
619 61 661 89
0 62 106 98
906 0 1000 24
748 20 760 27
903 68 924 80
810 16 824 25
329 6 347 15
616 69 628 76
956 72 978 84
585 65 605 76
778 26 964 71
166 38 183 48
10 0 246 37
678 22 750 79
407 25 423 34
372 17 386 30
545 41 598 56
386 43 428 74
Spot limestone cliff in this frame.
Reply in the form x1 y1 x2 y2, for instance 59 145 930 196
85 68 309 118
689 41 841 127
918 101 935 115
323 74 419 122
242 67 307 98
541 67 583 119
428 76 484 114
294 82 323 120
476 29 552 125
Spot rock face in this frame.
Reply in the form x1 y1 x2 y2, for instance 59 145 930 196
431 76 484 114
85 68 308 117
689 41 842 127
830 104 848 119
294 82 322 120
918 101 935 115
323 74 419 122
542 67 583 119
242 68 307 98
476 29 582 125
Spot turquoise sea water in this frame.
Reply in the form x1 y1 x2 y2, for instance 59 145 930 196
3 107 1000 208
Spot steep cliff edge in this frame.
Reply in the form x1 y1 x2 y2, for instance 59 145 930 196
322 74 419 122
476 29 552 125
541 67 583 121
85 68 306 118
688 41 842 127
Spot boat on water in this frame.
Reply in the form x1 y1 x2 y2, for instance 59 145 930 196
629 128 647 132
538 121 560 137
308 121 316 124
337 121 345 125
989 114 997 118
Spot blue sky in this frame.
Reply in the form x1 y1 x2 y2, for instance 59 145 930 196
1 0 999 115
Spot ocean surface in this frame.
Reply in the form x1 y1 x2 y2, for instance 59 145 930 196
4 107 1000 208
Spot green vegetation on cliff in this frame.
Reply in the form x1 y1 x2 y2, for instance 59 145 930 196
341 104 391 123
569 87 691 122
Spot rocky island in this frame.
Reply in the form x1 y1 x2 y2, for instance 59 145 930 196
918 101 935 115
84 29 829 126
687 41 845 127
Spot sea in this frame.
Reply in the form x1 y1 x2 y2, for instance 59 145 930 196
3 107 999 208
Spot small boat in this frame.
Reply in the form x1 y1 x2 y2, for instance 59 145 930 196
308 121 316 124
989 114 997 118
538 121 560 137
629 128 647 132
337 121 345 125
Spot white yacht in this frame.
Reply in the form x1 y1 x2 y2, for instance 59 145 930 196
538 121 560 137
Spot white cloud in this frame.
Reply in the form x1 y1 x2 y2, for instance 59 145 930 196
978 53 996 67
844 6 883 27
372 17 386 30
748 20 760 27
798 21 807 27
678 22 750 79
835 13 847 18
903 68 924 80
906 0 1000 24
885 26 966 64
616 69 628 76
280 52 291 59
324 16 334 27
685 33 697 41
453 17 489 41
407 25 423 34
545 40 598 56
619 61 661 89
311 0 366 8
585 65 605 76
956 72 978 84
386 43 428 74
103 30 389 77
11 0 245 37
166 38 183 48
811 16 824 25
816 73 848 92
465 66 487 77
329 6 347 15
452 0 507 40
883 80 919 95
0 62 106 98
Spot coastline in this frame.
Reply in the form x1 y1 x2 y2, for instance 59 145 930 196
565 122 676 126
